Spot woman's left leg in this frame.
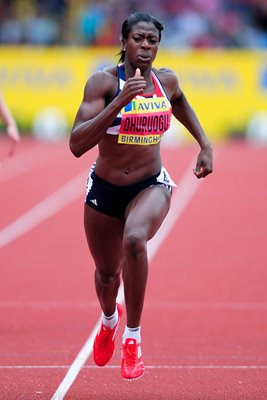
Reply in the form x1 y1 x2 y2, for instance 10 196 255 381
122 185 171 328
121 184 171 380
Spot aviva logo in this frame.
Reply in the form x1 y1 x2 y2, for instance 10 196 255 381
124 97 170 114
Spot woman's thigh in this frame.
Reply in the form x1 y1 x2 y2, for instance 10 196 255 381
124 185 171 241
84 204 125 273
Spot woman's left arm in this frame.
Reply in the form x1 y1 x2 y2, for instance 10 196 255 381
168 72 213 179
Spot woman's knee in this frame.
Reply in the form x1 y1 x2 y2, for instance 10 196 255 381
123 229 146 260
95 268 121 286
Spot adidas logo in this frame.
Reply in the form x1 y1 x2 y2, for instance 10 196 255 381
90 199 98 206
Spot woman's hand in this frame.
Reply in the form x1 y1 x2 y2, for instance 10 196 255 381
119 68 146 104
193 144 213 179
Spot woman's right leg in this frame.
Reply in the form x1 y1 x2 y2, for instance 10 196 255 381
84 204 125 367
84 203 125 316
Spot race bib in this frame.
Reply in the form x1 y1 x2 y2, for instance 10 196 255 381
118 97 171 145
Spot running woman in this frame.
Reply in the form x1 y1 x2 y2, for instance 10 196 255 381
69 12 213 381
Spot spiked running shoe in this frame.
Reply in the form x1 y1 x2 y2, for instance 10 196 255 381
93 303 123 367
121 338 145 380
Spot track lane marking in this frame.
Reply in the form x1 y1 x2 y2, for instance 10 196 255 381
2 300 267 310
1 365 267 370
0 141 67 183
0 171 87 248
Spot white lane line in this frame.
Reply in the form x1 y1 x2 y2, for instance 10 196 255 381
2 300 267 310
2 365 267 370
141 301 267 310
0 142 65 183
0 171 87 248
51 157 206 400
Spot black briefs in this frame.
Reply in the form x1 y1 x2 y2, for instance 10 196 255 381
85 166 175 219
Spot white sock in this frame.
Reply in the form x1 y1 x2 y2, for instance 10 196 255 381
123 326 141 344
102 306 118 329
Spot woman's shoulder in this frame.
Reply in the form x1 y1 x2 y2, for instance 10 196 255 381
88 65 118 84
153 67 178 83
152 67 180 98
84 65 119 98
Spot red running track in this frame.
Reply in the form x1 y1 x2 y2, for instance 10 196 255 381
0 137 267 399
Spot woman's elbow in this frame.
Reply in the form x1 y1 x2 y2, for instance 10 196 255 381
69 140 83 158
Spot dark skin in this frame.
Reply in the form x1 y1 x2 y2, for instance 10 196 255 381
70 21 213 327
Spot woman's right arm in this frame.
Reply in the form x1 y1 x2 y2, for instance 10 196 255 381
69 71 122 157
69 68 146 158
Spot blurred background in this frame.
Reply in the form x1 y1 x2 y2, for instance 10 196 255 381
1 0 267 145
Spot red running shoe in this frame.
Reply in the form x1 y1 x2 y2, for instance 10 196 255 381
121 338 145 380
93 303 123 367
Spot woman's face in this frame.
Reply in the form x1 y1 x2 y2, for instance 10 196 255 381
123 21 160 68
